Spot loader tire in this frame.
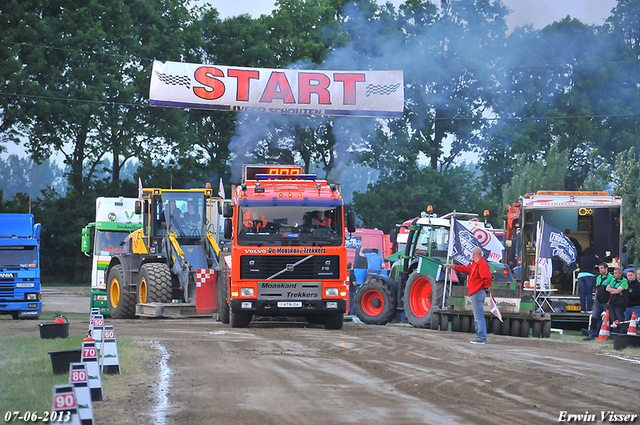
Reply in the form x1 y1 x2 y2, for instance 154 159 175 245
354 277 396 325
404 273 443 328
138 263 172 304
217 259 230 324
107 265 135 319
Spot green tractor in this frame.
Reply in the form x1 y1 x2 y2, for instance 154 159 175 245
353 212 528 333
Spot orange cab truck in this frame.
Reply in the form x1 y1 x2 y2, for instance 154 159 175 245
218 164 356 329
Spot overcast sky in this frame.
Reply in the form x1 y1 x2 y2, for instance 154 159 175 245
208 0 618 30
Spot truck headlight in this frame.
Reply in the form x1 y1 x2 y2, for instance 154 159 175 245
325 288 339 297
240 288 254 297
26 293 38 301
241 302 252 309
326 302 338 309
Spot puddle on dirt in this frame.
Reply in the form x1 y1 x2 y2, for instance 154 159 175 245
151 341 172 425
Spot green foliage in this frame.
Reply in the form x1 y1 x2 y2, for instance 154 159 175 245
613 148 640 267
501 142 569 208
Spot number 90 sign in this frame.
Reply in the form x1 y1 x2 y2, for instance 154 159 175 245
54 394 77 410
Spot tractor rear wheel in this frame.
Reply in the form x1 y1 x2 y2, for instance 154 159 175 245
138 263 172 304
354 277 396 325
404 273 443 328
107 265 136 319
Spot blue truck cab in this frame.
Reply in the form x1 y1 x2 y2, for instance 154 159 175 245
0 213 42 319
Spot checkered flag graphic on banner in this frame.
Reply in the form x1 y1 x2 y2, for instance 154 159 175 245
195 269 215 287
155 71 191 89
366 83 401 97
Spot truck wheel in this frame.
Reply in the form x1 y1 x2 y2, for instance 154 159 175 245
217 261 230 324
138 263 172 304
460 315 471 333
324 313 344 330
404 273 443 328
510 319 521 337
520 319 530 337
107 265 135 319
500 318 511 335
542 320 551 338
230 310 251 328
430 312 440 330
354 278 396 325
532 320 542 338
490 316 501 334
439 313 448 331
451 315 461 332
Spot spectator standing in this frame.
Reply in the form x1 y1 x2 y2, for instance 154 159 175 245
347 262 357 316
584 263 613 341
577 247 600 313
564 229 582 259
445 247 492 345
359 248 385 274
624 268 640 321
607 267 629 333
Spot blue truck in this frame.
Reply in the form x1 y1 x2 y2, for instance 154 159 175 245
0 213 42 319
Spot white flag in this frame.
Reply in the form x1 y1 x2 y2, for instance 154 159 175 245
138 178 143 199
459 220 504 262
489 293 503 322
218 177 225 199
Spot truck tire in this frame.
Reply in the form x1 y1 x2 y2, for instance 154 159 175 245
490 316 501 334
520 319 530 337
460 315 471 333
532 320 542 338
542 320 551 338
138 263 172 304
107 265 135 319
500 318 511 335
230 310 251 328
217 261 230 324
439 313 448 331
324 312 344 330
404 273 443 328
430 312 440 330
451 315 461 332
510 319 521 337
354 277 397 325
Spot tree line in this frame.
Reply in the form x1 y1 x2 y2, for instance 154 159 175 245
0 0 639 283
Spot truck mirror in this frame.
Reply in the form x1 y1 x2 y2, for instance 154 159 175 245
81 227 91 253
135 200 142 215
346 211 357 233
224 218 232 239
33 223 41 241
223 204 233 218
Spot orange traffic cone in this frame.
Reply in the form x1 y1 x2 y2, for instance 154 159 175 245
628 312 637 336
597 310 611 341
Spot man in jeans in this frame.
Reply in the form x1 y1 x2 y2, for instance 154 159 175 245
445 247 492 344
585 263 613 340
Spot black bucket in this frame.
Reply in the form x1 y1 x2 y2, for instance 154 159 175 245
612 333 640 350
39 323 69 339
48 349 82 375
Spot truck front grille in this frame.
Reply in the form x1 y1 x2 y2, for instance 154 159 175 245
240 255 340 280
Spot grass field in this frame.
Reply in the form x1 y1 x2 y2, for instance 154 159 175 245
0 332 153 418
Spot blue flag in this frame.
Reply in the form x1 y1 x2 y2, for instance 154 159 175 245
448 218 491 265
539 223 577 266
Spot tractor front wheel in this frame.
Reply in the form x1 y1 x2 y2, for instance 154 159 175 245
354 278 396 325
404 273 443 328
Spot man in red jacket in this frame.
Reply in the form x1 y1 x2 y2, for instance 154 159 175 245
445 247 493 344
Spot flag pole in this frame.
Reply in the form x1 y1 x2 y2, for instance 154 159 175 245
442 215 455 310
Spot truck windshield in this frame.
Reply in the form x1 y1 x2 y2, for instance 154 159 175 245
0 246 38 269
238 205 343 246
95 230 127 255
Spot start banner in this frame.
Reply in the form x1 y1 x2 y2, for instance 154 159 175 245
149 61 404 118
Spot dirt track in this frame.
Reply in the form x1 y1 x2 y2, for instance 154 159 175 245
9 289 640 424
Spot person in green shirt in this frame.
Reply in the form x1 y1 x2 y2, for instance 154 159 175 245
585 263 614 340
607 267 629 333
